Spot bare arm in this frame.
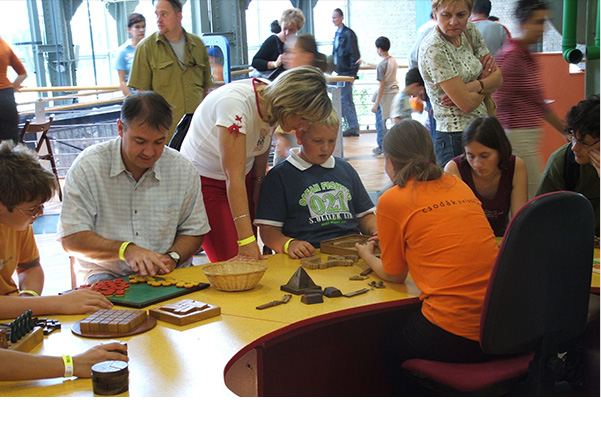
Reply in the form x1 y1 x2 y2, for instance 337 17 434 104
165 234 204 270
477 54 503 93
117 70 131 96
16 261 44 296
251 145 271 214
438 76 485 113
259 224 315 259
543 110 566 135
371 80 386 114
439 55 502 112
510 156 529 215
60 231 171 276
12 73 27 92
357 213 377 236
0 289 113 317
218 126 266 261
444 158 461 177
355 241 407 283
0 342 128 381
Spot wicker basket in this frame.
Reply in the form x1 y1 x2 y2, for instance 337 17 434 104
202 261 268 292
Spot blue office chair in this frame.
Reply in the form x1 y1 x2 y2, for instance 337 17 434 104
401 191 595 396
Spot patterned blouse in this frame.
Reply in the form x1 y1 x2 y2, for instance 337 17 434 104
418 22 489 133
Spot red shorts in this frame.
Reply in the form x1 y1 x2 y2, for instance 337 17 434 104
200 171 255 262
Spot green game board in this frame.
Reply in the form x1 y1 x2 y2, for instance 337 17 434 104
107 281 210 309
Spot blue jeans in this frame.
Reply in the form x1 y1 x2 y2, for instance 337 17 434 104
425 99 436 142
434 131 463 167
341 81 359 130
86 273 118 285
375 105 387 148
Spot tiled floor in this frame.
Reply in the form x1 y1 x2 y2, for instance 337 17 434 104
34 131 389 296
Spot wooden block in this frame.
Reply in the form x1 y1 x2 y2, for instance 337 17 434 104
300 256 322 270
149 299 221 326
8 327 44 352
82 309 147 335
300 254 357 270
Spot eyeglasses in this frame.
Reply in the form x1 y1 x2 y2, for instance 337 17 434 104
566 132 600 149
15 204 44 219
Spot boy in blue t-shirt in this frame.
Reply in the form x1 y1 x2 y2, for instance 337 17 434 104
254 109 377 259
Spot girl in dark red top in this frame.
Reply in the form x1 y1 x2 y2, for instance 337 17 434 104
445 116 528 236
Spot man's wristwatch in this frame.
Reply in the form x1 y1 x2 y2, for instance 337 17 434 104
166 251 181 267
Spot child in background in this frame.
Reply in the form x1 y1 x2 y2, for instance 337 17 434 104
355 119 498 395
371 36 399 156
255 109 376 258
391 67 426 124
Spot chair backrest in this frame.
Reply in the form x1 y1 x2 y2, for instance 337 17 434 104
20 116 54 150
480 191 595 355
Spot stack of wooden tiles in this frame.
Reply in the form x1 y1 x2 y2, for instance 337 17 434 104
80 309 147 334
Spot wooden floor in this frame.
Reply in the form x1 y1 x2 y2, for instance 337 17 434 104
34 131 389 296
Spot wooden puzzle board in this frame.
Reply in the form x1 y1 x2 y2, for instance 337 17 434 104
320 234 380 256
1 327 44 352
149 299 221 326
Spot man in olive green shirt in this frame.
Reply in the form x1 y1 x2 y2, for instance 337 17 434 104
536 95 599 236
128 0 211 142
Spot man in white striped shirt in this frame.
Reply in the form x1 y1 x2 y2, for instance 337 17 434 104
58 91 210 285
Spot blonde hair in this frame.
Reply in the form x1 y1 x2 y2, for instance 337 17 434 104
298 108 339 139
280 8 305 31
431 0 474 13
261 66 332 127
383 119 443 188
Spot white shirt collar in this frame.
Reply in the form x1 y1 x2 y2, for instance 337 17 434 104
286 147 335 171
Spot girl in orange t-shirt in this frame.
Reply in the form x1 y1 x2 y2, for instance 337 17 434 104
355 119 499 395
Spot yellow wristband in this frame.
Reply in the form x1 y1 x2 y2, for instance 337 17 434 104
19 290 39 297
119 241 133 261
237 235 256 247
283 238 295 254
62 355 74 377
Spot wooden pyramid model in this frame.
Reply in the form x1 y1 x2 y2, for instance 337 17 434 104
280 267 322 295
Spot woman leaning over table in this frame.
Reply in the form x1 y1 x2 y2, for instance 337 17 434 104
180 66 332 262
418 0 503 167
494 0 565 199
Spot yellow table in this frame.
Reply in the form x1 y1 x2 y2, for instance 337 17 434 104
0 252 421 397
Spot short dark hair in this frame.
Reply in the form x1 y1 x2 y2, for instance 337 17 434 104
565 94 600 139
375 36 390 52
462 116 513 170
127 13 145 28
333 8 343 17
514 0 548 24
270 19 281 33
405 67 424 87
120 91 173 132
0 141 57 211
153 0 182 14
473 0 492 16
